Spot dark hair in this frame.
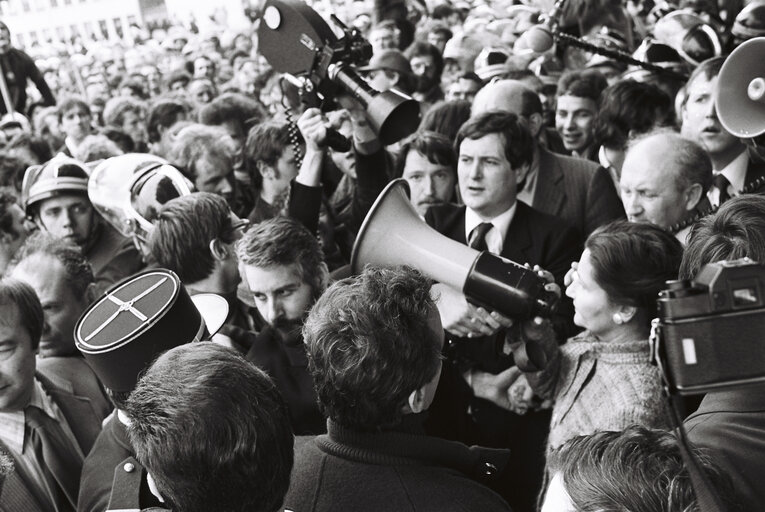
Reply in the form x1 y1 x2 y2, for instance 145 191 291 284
165 69 192 90
236 216 327 300
0 278 43 350
98 127 135 153
0 154 29 193
556 69 609 103
680 195 765 280
0 189 22 240
199 93 265 134
395 130 457 178
585 221 683 315
118 76 149 100
150 192 235 283
594 80 672 150
405 41 444 77
147 98 191 143
303 266 442 431
126 343 294 512
244 121 296 188
419 99 472 142
6 133 53 165
57 96 91 122
13 232 94 300
547 426 738 512
455 111 534 170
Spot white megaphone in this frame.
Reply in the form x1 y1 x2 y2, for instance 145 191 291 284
716 37 765 139
351 179 553 319
516 0 567 54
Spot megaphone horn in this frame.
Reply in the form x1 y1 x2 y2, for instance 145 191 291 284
351 179 553 319
716 37 765 139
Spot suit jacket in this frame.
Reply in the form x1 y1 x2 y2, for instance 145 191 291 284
0 370 112 512
534 148 625 238
78 415 161 512
424 202 581 512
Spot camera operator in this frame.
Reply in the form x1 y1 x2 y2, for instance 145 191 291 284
680 195 765 510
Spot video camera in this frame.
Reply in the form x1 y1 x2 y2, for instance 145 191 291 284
257 0 420 146
651 258 765 395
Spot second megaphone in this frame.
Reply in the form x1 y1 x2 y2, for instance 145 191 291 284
351 179 554 319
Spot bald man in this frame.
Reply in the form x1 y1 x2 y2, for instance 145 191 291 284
472 80 624 237
619 132 713 244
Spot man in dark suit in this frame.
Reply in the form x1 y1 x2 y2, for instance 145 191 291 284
680 56 765 207
472 79 625 238
424 111 582 511
0 278 111 512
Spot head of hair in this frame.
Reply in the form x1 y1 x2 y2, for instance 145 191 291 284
98 127 135 153
585 221 682 317
681 195 765 280
244 121 296 188
0 153 29 192
303 266 442 431
74 134 125 162
681 56 726 110
0 189 22 240
126 343 294 512
395 130 457 178
118 76 149 100
12 232 94 301
594 80 672 150
236 216 327 299
547 425 738 512
556 69 609 103
419 99 472 142
627 131 713 194
405 41 444 77
165 69 192 90
169 124 236 184
147 98 191 143
6 133 53 165
150 192 235 284
103 96 146 128
0 278 42 350
455 111 534 170
57 96 91 123
198 93 265 134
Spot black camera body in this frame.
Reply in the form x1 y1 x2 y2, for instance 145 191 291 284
652 258 765 394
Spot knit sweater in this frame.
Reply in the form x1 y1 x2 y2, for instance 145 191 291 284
527 331 668 451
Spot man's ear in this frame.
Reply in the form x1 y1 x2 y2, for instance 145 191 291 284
256 160 274 179
684 183 703 211
407 387 427 414
526 112 544 139
84 282 98 305
208 238 229 262
516 161 532 188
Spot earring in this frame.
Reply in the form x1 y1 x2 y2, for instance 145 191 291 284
612 313 624 325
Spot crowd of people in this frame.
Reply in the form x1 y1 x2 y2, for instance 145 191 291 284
0 0 763 510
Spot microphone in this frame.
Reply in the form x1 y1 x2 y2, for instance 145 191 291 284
517 0 567 54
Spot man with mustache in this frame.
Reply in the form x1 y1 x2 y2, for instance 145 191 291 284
398 131 457 218
405 42 445 112
237 216 328 435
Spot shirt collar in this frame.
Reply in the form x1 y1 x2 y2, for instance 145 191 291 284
464 202 517 252
717 150 749 192
0 380 51 454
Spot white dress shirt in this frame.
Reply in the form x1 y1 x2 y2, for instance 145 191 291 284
465 203 517 255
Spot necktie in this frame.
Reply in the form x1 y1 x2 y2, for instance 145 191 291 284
469 222 493 252
713 173 732 206
25 405 82 512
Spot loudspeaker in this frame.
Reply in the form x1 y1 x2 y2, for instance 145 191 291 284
351 179 553 319
716 37 765 139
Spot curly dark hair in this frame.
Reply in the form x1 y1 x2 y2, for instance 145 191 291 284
303 266 442 431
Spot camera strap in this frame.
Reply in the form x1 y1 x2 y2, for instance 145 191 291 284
664 394 728 512
651 320 728 512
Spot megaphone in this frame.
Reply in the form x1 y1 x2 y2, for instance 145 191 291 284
258 0 420 145
516 0 566 54
716 37 765 139
351 179 554 319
